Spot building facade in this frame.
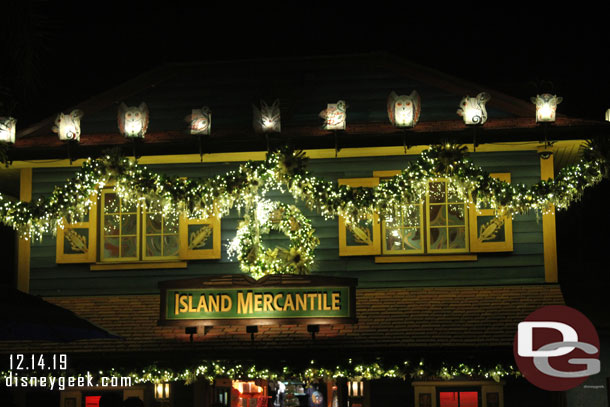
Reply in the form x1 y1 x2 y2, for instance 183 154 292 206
1 54 607 407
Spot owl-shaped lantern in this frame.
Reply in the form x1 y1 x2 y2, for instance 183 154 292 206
531 94 562 123
0 117 17 144
457 92 491 125
320 100 347 130
253 99 281 133
387 91 421 128
52 110 83 142
118 102 149 138
187 107 211 135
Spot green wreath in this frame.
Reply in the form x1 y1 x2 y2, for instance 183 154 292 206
228 200 320 279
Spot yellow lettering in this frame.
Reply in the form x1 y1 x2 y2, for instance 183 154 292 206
254 294 263 312
197 294 209 313
296 294 307 311
263 293 273 312
273 293 283 310
332 293 341 310
174 293 180 315
308 293 317 310
188 295 197 313
179 295 188 313
322 293 331 311
221 295 232 312
238 292 253 314
208 295 219 312
283 294 294 311
317 293 322 310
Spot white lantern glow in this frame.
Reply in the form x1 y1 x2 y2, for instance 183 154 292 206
347 380 364 397
118 102 149 138
606 109 610 122
320 100 347 130
154 382 170 400
187 107 211 135
531 94 562 123
457 92 491 125
0 117 17 144
387 91 421 128
53 110 83 141
253 99 281 133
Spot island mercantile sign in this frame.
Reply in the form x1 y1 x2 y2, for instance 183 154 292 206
158 275 357 326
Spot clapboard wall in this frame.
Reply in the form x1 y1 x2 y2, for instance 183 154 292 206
28 150 545 296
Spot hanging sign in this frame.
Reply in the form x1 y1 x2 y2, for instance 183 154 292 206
158 275 357 326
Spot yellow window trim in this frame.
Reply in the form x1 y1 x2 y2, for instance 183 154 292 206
100 189 140 262
468 173 514 253
375 254 477 263
141 206 180 261
338 177 381 256
179 215 222 260
90 261 187 271
426 178 469 254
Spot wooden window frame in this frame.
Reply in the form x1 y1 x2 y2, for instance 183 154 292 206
338 177 381 256
56 186 221 265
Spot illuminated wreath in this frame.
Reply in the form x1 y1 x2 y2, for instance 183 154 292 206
228 200 319 279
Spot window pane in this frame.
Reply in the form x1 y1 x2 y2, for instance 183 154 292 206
121 214 137 235
448 204 465 226
448 227 466 249
121 198 137 213
146 236 162 257
429 205 446 226
459 392 478 407
428 181 446 203
164 215 179 234
429 228 447 250
163 235 179 257
103 237 120 259
121 237 137 258
104 215 120 235
146 213 163 234
439 392 459 407
103 193 119 213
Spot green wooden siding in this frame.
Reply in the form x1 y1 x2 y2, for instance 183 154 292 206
29 150 545 296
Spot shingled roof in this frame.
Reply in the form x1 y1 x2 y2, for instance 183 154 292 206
11 53 606 161
0 285 564 357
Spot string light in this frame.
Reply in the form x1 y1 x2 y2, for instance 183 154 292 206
0 359 520 385
1 142 608 276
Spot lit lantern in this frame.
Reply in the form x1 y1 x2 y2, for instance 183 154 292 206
457 92 491 125
118 102 149 138
253 99 281 133
531 94 562 123
187 107 211 135
347 380 364 398
154 382 170 400
606 109 610 122
0 117 17 144
387 91 421 128
53 110 83 141
320 100 347 130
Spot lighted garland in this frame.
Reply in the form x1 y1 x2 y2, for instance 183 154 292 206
0 359 520 386
0 141 608 244
227 199 320 279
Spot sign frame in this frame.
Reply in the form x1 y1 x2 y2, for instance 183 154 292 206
158 274 357 326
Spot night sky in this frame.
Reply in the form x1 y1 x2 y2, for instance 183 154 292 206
2 4 610 329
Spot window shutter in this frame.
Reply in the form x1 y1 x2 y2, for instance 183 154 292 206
338 177 381 256
56 197 98 263
179 215 221 260
468 173 514 252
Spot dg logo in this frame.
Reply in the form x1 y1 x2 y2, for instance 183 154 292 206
513 305 601 391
